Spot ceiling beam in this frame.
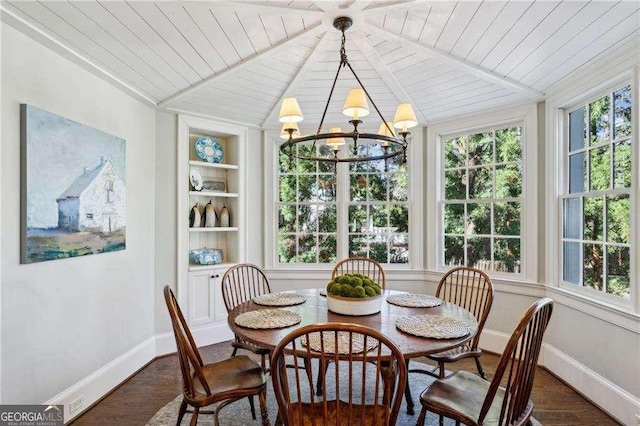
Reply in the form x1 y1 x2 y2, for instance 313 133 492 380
352 32 427 124
365 24 545 100
360 0 419 13
216 1 326 17
261 31 330 128
310 1 339 13
159 23 326 108
347 0 372 12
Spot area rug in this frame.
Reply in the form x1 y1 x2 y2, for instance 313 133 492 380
147 355 455 425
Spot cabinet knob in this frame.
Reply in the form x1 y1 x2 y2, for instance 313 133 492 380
211 274 219 279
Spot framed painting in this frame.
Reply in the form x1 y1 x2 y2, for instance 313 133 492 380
20 105 127 264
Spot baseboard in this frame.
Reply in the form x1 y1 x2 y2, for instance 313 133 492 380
155 322 234 357
542 343 640 426
479 329 639 425
44 336 156 424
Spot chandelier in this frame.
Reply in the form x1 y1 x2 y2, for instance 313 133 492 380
278 17 418 168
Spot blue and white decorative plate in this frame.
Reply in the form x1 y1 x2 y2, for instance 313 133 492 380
194 136 223 163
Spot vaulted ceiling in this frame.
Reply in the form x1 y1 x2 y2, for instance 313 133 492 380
2 1 639 132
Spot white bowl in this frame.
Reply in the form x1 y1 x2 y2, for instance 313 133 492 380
327 293 382 316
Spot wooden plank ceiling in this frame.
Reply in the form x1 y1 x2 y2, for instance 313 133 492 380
2 1 639 131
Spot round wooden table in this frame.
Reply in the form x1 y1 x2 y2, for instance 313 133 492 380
228 288 478 416
227 288 478 358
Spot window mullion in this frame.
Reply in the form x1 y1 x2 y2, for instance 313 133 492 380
337 161 349 260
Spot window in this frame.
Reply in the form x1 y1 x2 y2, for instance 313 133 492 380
278 144 337 264
277 143 409 265
441 125 523 273
561 85 632 299
348 145 408 263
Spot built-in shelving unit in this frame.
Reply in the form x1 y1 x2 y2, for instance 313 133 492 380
177 115 247 340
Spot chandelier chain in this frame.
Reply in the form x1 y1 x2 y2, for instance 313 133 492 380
340 30 347 66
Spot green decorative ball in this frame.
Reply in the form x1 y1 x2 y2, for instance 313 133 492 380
328 273 380 299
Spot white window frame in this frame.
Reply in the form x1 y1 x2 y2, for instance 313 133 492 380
426 104 538 283
264 129 424 272
441 122 525 273
554 76 637 310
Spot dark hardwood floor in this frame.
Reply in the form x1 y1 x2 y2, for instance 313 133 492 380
71 341 620 425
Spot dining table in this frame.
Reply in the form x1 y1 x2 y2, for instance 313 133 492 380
227 288 479 415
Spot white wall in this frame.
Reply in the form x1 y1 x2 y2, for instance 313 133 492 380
245 128 264 266
1 23 156 408
154 112 177 335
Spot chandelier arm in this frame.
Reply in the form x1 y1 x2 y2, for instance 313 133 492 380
284 132 405 147
315 57 346 137
287 150 403 163
280 132 406 163
344 61 393 131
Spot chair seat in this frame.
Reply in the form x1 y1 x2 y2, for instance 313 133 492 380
287 399 391 426
420 371 532 425
427 345 482 363
193 355 266 397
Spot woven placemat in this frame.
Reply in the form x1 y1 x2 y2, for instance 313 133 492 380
253 292 307 307
234 309 301 329
386 293 442 308
396 315 470 339
301 332 378 354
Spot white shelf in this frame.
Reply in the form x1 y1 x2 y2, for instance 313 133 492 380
189 227 238 232
188 262 237 272
189 160 238 170
189 191 238 198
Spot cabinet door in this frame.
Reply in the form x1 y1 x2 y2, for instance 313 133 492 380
188 268 229 326
212 272 229 323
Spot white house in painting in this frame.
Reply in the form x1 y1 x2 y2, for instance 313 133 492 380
56 157 126 232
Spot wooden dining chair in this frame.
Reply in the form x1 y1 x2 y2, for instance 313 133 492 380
416 297 554 426
403 267 494 413
316 257 387 394
272 323 407 426
332 257 386 288
163 286 269 426
426 267 494 379
221 263 272 372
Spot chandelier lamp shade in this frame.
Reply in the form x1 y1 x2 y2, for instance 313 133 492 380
278 16 418 167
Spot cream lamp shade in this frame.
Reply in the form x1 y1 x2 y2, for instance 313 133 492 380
279 98 304 123
393 103 418 131
327 127 345 147
280 122 299 139
377 121 396 146
343 88 370 120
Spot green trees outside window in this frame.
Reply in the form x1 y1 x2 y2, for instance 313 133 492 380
277 143 409 264
442 126 523 273
563 85 632 299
